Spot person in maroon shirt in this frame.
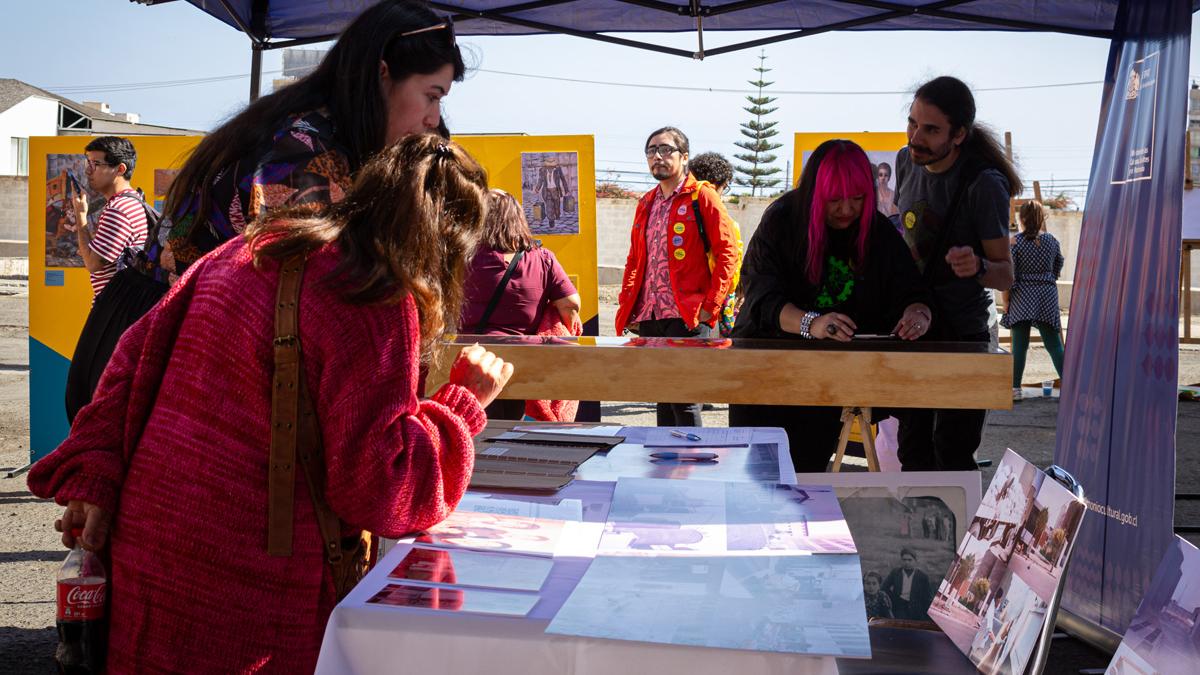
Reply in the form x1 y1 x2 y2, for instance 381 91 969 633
461 189 581 418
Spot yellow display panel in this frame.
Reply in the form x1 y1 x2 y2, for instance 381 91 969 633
454 134 598 331
30 135 199 359
28 134 598 460
793 131 909 186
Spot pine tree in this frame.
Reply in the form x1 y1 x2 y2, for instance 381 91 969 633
733 51 783 196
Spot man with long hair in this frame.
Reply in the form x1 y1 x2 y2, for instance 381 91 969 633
893 75 1021 471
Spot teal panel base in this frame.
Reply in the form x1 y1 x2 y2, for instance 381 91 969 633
30 337 70 463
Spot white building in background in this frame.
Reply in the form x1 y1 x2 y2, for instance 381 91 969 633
0 79 199 253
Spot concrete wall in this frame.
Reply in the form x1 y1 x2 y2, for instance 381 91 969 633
0 176 28 249
596 196 774 283
0 96 57 175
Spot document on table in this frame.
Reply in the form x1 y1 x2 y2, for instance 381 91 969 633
599 478 856 556
546 554 871 657
388 546 554 592
643 427 752 447
455 494 584 522
366 582 539 617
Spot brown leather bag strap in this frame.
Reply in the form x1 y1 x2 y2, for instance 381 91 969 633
266 254 349 566
296 371 346 566
267 256 305 556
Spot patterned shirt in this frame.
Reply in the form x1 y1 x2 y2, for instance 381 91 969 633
88 189 148 299
136 109 353 285
632 182 685 323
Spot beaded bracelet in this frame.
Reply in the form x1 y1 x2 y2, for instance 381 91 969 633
798 311 820 339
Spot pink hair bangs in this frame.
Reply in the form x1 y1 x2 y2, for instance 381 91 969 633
806 142 876 285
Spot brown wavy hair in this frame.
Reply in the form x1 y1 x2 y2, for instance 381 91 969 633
482 190 537 253
1019 200 1046 241
246 134 488 363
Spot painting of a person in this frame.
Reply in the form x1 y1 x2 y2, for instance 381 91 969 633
882 548 935 620
863 571 894 619
534 155 568 228
876 161 898 217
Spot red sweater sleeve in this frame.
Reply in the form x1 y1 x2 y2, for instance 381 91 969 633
27 263 200 512
313 293 484 538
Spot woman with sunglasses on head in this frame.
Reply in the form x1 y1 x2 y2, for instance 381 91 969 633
66 0 464 422
31 135 509 673
729 139 932 473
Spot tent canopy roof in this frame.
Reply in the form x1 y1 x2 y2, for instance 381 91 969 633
138 0 1200 58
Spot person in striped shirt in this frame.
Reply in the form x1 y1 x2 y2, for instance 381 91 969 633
68 136 148 299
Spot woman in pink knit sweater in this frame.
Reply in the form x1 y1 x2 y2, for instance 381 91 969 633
29 135 511 673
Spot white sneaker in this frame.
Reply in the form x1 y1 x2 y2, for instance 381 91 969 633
1013 387 1023 401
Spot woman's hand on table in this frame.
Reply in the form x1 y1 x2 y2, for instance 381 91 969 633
893 304 932 341
810 313 856 342
449 344 514 408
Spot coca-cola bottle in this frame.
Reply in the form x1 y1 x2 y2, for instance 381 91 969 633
56 529 106 674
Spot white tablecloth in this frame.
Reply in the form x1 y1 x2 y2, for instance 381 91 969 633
316 427 840 675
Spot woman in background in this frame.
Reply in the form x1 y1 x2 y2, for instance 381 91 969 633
730 140 932 472
1001 200 1065 399
461 189 582 419
66 0 465 421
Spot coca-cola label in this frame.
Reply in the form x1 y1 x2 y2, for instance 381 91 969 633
57 578 106 621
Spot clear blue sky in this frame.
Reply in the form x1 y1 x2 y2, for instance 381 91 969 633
5 1 1200 202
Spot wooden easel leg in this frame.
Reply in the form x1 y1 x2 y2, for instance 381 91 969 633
861 406 880 472
832 406 854 472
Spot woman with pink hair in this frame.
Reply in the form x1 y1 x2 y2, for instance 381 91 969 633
730 139 932 472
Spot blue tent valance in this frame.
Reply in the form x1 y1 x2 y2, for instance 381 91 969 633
135 0 1200 58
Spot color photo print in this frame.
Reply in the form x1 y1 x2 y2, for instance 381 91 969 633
45 154 103 267
520 151 579 235
1106 537 1200 675
930 449 1086 675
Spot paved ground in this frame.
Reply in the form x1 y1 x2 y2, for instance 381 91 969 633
0 282 1197 673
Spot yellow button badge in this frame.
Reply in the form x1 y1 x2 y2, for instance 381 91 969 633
904 211 917 230
673 222 686 234
673 248 686 260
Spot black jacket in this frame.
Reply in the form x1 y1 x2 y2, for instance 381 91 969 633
732 189 932 339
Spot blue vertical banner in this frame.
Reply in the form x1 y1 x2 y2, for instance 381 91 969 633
1055 0 1190 635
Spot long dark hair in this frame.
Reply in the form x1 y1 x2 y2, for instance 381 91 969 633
166 0 464 236
246 134 488 363
482 190 537 253
914 76 1023 197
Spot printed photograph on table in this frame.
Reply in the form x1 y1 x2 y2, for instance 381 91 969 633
44 154 101 268
577 442 781 484
520 151 579 235
416 511 565 557
600 478 853 556
366 582 539 617
1105 537 1200 675
388 546 554 592
547 553 871 657
841 494 958 621
929 450 1086 671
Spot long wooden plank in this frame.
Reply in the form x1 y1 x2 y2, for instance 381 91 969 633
428 339 1012 410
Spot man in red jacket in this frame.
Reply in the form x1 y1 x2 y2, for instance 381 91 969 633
616 126 739 426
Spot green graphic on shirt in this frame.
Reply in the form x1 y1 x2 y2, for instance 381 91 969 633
816 256 855 309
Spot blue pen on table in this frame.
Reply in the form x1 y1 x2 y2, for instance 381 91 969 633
649 451 719 461
669 429 703 442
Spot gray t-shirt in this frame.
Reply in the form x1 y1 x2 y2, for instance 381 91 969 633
894 146 1010 338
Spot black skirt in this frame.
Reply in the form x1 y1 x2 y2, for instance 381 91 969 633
65 268 168 424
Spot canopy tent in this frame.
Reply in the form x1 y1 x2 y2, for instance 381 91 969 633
136 0 1200 98
132 0 1197 658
